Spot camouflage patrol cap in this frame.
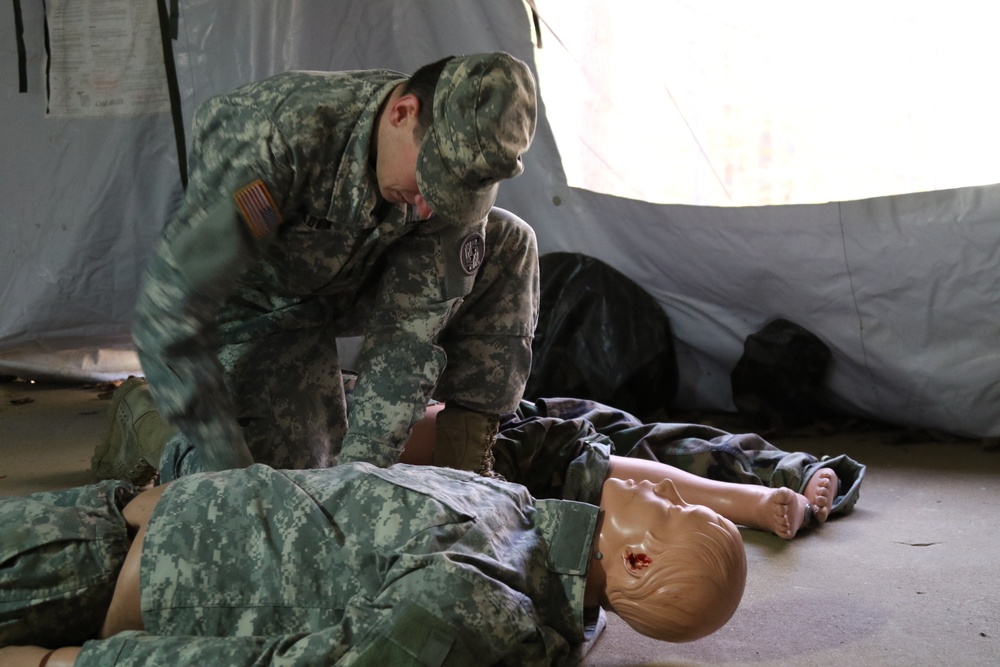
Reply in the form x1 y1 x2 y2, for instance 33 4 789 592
417 52 537 223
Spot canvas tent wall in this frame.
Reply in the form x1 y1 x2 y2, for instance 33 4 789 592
2 0 997 438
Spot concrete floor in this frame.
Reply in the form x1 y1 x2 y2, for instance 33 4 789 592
1 378 998 665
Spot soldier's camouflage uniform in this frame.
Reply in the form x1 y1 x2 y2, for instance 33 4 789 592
0 464 603 666
133 55 538 478
0 401 865 664
488 397 865 514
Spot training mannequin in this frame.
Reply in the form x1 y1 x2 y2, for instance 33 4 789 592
92 380 864 539
402 402 847 539
0 463 746 666
585 477 746 642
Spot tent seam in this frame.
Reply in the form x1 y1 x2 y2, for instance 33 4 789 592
837 201 881 413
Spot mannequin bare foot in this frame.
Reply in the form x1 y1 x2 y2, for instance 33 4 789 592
803 468 839 522
755 487 811 539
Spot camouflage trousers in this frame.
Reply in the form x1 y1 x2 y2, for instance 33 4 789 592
160 208 537 481
491 397 866 513
0 480 137 648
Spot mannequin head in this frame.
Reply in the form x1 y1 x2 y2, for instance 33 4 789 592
594 478 747 642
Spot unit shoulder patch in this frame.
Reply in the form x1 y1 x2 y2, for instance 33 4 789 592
459 232 486 275
233 179 282 239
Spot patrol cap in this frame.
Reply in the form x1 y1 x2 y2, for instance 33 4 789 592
417 52 537 223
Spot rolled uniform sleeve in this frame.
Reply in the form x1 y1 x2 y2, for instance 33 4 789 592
340 219 483 467
133 97 295 472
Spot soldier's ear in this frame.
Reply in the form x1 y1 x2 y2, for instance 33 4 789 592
389 93 420 127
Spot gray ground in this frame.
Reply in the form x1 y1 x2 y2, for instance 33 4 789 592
1 380 997 666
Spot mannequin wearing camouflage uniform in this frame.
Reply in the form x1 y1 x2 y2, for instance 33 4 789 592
485 397 866 518
0 464 747 666
0 465 599 666
107 53 538 482
385 396 864 540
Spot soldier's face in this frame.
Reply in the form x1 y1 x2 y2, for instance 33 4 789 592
376 93 434 219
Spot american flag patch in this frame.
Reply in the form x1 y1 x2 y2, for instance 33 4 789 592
233 179 282 239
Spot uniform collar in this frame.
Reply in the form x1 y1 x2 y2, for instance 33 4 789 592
326 77 406 228
533 498 602 652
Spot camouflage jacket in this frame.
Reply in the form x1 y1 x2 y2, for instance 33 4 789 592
133 70 495 470
75 463 601 666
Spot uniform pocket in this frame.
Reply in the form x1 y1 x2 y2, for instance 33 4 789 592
0 483 130 646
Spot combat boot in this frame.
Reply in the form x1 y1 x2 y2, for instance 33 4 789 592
90 377 178 486
432 405 503 478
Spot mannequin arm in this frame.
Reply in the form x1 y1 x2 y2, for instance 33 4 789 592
0 646 80 666
400 405 813 538
606 456 771 528
605 455 812 537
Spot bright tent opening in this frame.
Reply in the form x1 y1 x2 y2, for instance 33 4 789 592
532 0 1000 206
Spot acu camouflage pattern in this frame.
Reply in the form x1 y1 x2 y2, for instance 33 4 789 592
428 212 538 416
0 481 137 648
40 463 598 666
417 52 537 224
132 64 538 475
492 397 865 514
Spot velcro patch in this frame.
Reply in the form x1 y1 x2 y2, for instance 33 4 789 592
459 232 485 275
233 179 282 239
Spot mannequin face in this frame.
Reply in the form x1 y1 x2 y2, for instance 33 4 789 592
600 478 722 568
595 477 747 642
